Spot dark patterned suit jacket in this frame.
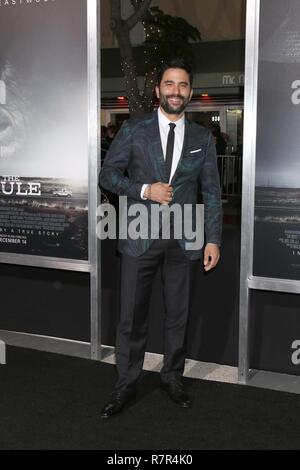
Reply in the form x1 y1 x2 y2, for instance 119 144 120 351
99 110 222 260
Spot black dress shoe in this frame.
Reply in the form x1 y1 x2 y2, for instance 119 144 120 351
161 380 192 408
101 388 136 419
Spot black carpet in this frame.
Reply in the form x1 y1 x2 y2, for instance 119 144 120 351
0 346 300 450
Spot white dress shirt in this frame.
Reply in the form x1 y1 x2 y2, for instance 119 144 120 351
140 107 185 199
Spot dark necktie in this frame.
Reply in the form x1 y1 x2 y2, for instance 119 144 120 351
165 122 176 181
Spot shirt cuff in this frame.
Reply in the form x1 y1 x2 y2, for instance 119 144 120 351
141 184 150 200
206 242 221 247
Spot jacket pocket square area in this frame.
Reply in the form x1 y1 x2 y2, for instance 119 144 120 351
190 148 202 154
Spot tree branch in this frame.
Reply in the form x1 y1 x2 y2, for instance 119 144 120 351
127 0 152 30
110 0 122 30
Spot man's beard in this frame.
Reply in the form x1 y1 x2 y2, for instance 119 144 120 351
160 93 190 115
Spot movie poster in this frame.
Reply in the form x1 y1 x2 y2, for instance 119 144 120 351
253 0 300 280
0 0 88 260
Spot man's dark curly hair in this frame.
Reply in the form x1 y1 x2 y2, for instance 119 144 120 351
156 58 193 87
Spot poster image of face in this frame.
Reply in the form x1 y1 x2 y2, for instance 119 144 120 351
253 0 300 280
0 0 89 261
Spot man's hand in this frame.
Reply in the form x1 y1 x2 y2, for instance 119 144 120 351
204 243 220 272
144 183 173 205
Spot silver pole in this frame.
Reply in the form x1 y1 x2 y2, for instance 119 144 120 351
88 0 101 361
238 0 260 384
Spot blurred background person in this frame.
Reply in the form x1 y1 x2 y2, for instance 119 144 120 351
211 124 227 156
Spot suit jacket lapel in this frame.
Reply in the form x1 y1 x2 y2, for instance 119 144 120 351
148 110 168 182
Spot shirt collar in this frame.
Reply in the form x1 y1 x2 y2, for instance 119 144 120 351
158 107 185 130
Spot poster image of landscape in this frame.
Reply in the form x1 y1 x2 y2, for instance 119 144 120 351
253 0 300 280
0 0 89 261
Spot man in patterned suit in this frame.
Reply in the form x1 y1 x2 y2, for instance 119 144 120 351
100 58 222 418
